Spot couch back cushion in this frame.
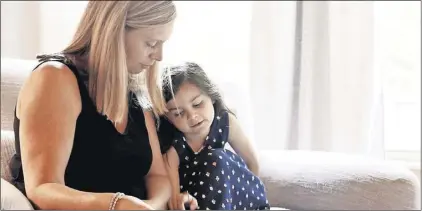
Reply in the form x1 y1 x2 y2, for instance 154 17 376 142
1 131 16 181
1 58 36 181
1 58 36 131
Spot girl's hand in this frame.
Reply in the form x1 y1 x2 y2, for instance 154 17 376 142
167 193 179 210
180 191 198 210
168 191 198 210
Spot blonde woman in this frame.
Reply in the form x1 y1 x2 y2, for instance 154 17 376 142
5 1 189 210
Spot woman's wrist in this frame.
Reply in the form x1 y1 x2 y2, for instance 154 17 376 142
109 192 125 210
113 195 154 210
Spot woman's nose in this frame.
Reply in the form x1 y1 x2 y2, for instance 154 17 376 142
151 45 163 61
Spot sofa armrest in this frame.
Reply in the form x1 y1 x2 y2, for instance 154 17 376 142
1 178 33 210
1 130 16 182
258 150 420 210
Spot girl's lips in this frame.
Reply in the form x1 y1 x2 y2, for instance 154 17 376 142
191 120 204 128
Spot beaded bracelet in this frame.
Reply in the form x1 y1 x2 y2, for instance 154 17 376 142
109 192 125 210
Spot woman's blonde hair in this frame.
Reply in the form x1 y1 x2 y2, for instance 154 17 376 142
62 1 176 123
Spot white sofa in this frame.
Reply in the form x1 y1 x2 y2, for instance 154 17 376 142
1 58 420 210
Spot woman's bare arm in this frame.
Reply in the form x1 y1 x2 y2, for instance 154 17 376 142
143 111 172 209
18 62 150 210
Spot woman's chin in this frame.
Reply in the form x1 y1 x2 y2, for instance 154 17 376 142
128 68 144 74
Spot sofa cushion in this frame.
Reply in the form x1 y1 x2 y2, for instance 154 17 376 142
258 150 421 210
1 178 34 210
1 58 36 131
1 130 15 182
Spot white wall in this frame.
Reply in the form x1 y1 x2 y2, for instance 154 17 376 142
38 1 87 54
249 1 297 149
1 1 87 60
162 1 256 139
1 1 40 60
163 1 252 88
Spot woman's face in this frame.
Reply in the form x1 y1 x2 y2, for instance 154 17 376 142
125 21 174 74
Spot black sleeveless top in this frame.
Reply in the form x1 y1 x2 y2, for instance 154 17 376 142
9 55 153 201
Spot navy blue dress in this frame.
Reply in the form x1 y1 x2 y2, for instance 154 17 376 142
171 111 270 210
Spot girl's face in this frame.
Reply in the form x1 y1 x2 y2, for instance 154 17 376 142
165 81 215 140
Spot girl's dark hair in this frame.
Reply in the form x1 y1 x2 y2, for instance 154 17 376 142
162 62 232 114
157 62 234 153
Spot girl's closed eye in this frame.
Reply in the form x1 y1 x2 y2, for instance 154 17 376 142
173 110 184 117
193 101 202 108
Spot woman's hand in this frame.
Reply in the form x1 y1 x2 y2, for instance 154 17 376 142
114 195 155 210
168 192 198 210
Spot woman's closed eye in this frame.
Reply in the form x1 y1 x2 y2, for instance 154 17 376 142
146 41 158 48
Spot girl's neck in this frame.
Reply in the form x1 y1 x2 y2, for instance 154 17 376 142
185 133 207 153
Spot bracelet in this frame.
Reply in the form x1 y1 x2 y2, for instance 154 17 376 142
109 192 125 210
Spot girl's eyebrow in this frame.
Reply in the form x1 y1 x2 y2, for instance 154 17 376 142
168 102 183 111
167 94 201 111
190 94 201 102
168 106 180 111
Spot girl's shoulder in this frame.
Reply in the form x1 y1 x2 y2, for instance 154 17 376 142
210 109 230 132
215 109 230 122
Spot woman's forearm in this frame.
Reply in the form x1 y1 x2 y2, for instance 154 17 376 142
27 183 114 210
145 175 171 209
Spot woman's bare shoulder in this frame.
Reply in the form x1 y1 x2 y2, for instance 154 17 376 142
16 61 82 119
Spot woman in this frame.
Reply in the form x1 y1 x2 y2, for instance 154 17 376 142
6 1 192 210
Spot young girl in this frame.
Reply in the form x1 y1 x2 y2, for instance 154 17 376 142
158 62 270 210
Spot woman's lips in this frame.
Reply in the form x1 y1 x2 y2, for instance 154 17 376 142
140 63 150 69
